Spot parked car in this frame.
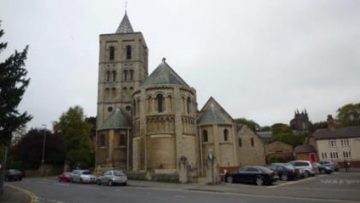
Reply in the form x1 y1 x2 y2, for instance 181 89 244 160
225 166 277 186
71 170 96 184
96 170 128 186
58 172 72 182
288 160 316 177
5 169 23 181
318 160 339 171
313 162 333 174
267 163 298 181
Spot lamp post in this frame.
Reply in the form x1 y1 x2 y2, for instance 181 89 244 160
41 124 47 164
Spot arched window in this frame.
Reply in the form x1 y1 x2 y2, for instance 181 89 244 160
224 129 229 141
238 138 242 147
129 70 134 80
112 71 117 81
126 45 132 60
109 46 115 60
202 130 208 142
106 71 110 82
156 94 164 113
251 137 255 147
123 70 128 81
105 88 110 98
187 97 191 114
99 134 106 147
111 87 116 98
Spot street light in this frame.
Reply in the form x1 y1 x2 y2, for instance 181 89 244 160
41 124 47 164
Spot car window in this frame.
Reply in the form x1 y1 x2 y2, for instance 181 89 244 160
246 167 259 172
82 171 91 175
104 171 111 176
114 171 124 176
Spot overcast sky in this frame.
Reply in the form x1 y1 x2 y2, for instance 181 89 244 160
1 0 359 130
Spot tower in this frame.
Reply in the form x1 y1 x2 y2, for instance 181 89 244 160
97 13 148 128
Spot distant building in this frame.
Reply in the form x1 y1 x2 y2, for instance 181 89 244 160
265 141 293 163
257 131 273 143
237 125 266 167
290 109 312 135
313 115 360 167
294 144 317 162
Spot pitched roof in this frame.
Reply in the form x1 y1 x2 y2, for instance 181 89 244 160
98 108 131 130
294 144 316 153
313 126 360 140
198 97 233 125
142 58 189 87
116 13 134 33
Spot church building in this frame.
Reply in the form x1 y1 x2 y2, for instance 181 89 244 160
95 13 265 181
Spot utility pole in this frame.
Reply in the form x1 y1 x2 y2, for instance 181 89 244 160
41 124 47 164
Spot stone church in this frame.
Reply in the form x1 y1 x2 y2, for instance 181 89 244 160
95 13 265 181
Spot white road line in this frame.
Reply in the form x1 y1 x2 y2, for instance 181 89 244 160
267 177 316 188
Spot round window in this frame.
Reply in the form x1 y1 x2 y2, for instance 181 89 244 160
126 106 131 111
107 106 113 112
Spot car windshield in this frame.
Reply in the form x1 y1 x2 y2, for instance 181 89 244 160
82 171 91 175
114 171 125 176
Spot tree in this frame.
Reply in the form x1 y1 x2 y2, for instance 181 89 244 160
11 128 65 170
234 118 260 131
336 103 360 127
0 23 32 146
271 123 306 147
0 22 31 195
312 121 328 131
53 106 92 170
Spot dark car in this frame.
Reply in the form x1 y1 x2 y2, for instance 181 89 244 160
318 160 339 171
225 166 277 186
313 162 333 174
267 163 298 181
58 172 72 182
5 169 23 181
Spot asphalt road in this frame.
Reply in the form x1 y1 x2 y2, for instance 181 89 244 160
7 172 360 203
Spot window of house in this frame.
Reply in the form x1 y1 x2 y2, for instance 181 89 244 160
187 97 191 114
156 94 164 113
119 134 127 146
99 134 106 147
223 129 229 141
126 45 132 60
109 46 115 60
203 130 208 142
111 87 116 98
133 100 136 115
250 137 255 147
238 138 242 147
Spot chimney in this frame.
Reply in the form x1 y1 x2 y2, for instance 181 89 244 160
327 114 335 129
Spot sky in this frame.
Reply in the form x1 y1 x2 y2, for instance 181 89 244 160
1 0 359 130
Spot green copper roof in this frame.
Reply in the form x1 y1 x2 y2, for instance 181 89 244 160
98 108 131 130
198 97 233 125
142 58 189 87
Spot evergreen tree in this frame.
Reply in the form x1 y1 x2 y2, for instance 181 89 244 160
0 23 32 146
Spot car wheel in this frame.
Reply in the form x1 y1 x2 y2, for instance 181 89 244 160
108 180 113 186
226 176 233 183
256 176 264 186
281 174 288 181
80 178 83 184
122 182 127 186
304 171 310 178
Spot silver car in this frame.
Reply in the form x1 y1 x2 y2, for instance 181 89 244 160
96 170 127 186
288 160 316 177
71 170 97 184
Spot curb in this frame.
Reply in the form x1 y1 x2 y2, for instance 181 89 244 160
5 184 38 203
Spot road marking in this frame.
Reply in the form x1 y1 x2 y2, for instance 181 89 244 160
6 183 39 203
267 177 316 188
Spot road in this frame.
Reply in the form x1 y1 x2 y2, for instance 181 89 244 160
7 172 360 203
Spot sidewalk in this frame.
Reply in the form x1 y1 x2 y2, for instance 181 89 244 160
0 185 32 203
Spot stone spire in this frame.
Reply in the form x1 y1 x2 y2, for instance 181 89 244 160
116 12 134 33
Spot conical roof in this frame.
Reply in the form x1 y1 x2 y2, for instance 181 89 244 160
198 97 233 125
98 108 131 130
116 13 134 33
142 58 189 87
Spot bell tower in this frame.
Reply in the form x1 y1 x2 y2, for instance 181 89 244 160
97 13 149 127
